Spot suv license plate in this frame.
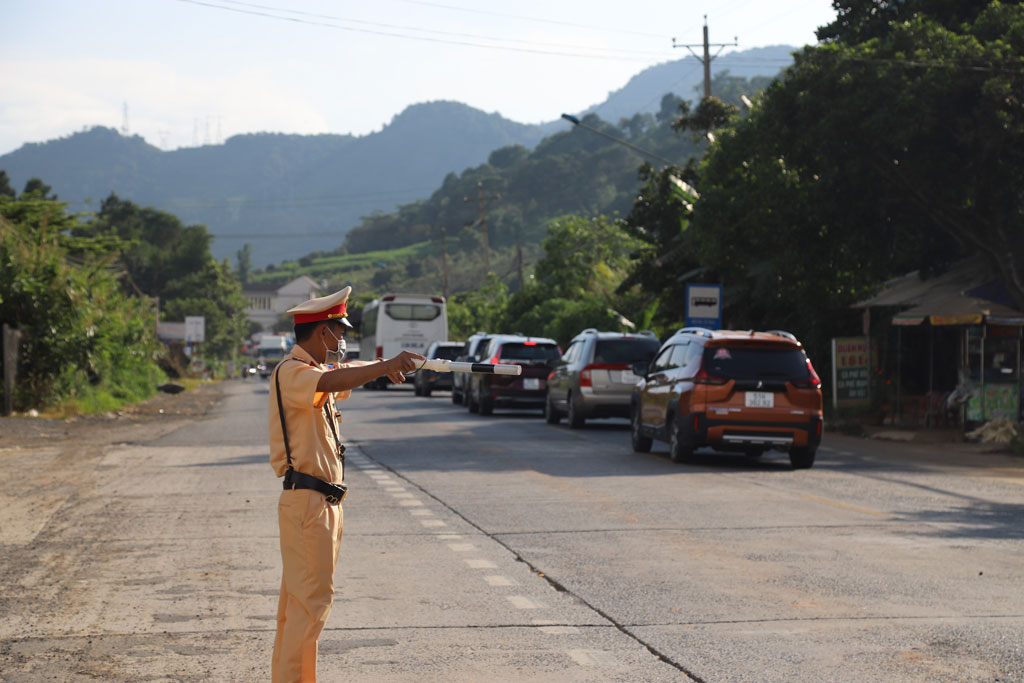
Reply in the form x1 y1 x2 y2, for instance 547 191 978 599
523 378 539 390
745 391 774 408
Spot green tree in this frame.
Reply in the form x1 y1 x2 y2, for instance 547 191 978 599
681 0 1023 359
86 194 249 359
0 193 163 412
236 242 253 285
0 171 15 198
21 178 56 199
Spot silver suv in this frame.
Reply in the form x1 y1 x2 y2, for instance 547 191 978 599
451 332 492 405
545 329 661 428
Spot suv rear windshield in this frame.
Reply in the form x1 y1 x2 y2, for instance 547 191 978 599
431 345 462 360
498 343 561 362
704 346 810 380
594 338 661 364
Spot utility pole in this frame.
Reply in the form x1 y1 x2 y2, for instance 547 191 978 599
463 181 500 276
514 227 524 291
672 16 737 98
440 226 449 299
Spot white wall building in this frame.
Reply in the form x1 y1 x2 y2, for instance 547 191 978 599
243 276 323 331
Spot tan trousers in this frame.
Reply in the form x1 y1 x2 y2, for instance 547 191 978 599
272 489 344 683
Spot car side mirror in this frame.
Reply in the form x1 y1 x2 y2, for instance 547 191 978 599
631 360 649 378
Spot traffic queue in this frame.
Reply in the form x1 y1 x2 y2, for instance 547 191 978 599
396 326 825 469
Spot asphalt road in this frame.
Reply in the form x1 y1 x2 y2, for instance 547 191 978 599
1 379 1022 682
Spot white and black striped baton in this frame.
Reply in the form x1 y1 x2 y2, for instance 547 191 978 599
416 358 522 376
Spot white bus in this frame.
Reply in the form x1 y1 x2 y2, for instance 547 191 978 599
361 293 447 388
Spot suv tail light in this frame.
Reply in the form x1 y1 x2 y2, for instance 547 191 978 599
792 359 822 388
376 345 383 360
694 362 727 385
579 363 629 387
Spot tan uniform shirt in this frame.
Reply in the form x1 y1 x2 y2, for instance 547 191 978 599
269 345 349 485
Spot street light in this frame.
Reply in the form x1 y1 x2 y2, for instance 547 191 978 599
560 113 678 167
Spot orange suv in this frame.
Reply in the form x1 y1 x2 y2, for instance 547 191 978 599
630 328 823 468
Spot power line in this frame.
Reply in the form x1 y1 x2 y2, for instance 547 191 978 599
212 0 675 56
175 0 670 62
391 0 669 39
162 187 438 210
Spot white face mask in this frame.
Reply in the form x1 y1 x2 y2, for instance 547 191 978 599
323 326 347 364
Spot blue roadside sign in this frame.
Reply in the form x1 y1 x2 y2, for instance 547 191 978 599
685 284 722 329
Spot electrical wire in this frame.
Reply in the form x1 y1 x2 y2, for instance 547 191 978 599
175 0 671 62
211 0 675 56
391 0 669 39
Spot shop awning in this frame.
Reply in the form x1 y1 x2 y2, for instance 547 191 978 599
856 258 1024 326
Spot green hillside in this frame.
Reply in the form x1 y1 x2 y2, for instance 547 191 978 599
248 71 777 300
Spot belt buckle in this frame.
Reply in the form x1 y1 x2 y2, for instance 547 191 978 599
325 494 340 504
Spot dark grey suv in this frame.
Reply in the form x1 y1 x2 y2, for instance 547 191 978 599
546 329 661 428
414 340 463 397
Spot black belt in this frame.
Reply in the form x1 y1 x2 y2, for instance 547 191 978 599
283 468 348 504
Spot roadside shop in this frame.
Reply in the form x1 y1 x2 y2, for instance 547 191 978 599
854 258 1024 429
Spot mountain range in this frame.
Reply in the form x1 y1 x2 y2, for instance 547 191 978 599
0 45 796 267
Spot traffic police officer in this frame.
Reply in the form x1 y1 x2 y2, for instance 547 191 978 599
269 286 423 682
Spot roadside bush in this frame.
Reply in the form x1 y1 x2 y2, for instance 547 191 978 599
0 195 165 413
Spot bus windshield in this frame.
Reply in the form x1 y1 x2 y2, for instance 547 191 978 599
385 303 441 321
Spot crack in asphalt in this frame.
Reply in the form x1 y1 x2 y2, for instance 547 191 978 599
7 613 1024 644
353 445 707 683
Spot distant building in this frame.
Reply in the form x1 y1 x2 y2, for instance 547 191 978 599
243 276 323 331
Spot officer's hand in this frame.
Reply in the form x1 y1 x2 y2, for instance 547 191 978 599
384 350 426 383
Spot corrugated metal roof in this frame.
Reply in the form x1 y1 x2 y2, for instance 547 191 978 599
858 258 1024 325
853 259 988 308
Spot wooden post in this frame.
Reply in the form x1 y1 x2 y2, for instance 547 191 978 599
3 323 22 416
441 227 449 299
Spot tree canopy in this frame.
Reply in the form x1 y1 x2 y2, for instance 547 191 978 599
625 0 1024 360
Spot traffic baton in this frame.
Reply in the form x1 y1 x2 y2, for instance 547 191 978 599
417 358 522 376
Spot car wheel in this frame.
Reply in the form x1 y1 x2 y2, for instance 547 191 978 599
567 392 585 429
789 446 816 469
451 388 462 405
631 405 652 453
479 395 493 416
422 386 432 397
414 383 423 396
544 392 560 424
467 386 479 413
668 416 695 464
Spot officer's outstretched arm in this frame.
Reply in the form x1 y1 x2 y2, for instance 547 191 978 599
316 350 425 393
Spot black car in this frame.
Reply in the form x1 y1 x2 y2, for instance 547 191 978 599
466 335 561 415
414 341 464 397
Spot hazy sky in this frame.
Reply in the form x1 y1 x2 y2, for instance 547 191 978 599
1 0 838 155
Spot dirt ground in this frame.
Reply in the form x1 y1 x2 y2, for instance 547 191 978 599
1 382 226 448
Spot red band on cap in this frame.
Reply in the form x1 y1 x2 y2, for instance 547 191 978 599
293 302 347 324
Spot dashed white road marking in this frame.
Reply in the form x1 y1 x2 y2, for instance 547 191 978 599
567 649 617 666
391 492 415 498
507 596 545 609
398 499 423 507
437 534 462 541
384 487 405 492
484 575 516 586
447 543 476 552
838 450 853 456
410 509 433 516
420 520 447 528
465 559 496 569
